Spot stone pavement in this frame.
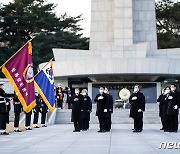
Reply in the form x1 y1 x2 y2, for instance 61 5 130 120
0 124 180 154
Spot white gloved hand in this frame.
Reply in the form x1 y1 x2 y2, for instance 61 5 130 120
168 96 173 100
138 109 142 112
132 96 137 100
104 109 107 112
57 96 59 99
98 96 104 100
174 105 178 109
74 98 79 101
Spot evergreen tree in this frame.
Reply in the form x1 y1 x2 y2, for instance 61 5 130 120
156 0 180 49
0 0 89 76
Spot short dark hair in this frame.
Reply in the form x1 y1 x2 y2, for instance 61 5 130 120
75 87 79 90
165 86 171 90
171 84 177 88
99 86 105 89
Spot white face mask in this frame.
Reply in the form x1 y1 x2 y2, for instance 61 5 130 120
75 90 79 95
134 88 138 93
104 90 108 94
82 92 86 96
99 89 104 94
171 88 175 92
165 90 170 94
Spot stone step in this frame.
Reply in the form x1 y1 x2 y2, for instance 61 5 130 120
55 104 173 124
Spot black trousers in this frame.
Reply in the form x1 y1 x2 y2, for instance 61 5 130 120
73 121 81 131
98 115 106 131
162 119 169 130
33 112 39 124
14 112 20 128
6 112 9 124
57 100 63 108
168 115 178 131
41 113 46 124
105 116 112 131
25 112 32 127
82 118 89 130
134 118 143 131
0 113 6 130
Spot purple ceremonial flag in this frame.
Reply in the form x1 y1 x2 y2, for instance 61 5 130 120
2 42 36 113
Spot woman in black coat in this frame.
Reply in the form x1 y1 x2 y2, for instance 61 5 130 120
166 85 180 132
157 88 169 131
129 85 145 132
70 88 83 132
81 89 92 131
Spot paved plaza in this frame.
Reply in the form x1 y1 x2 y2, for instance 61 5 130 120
0 124 180 154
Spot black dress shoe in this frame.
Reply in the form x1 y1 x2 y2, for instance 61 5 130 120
34 126 40 128
26 128 32 130
73 130 80 132
42 125 47 127
132 128 135 130
14 130 22 132
160 128 164 130
98 130 106 133
1 132 9 135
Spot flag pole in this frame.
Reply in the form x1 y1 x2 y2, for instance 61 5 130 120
0 36 36 69
33 58 54 78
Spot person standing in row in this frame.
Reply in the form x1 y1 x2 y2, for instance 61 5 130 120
0 82 12 135
40 98 48 127
13 92 23 132
94 86 107 133
56 83 64 109
70 88 83 132
33 91 41 128
129 85 145 133
157 88 169 131
166 84 180 132
5 97 11 125
81 89 92 131
25 110 32 130
104 87 113 132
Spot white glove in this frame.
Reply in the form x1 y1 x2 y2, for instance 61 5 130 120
174 105 178 109
138 109 142 112
104 109 107 112
6 102 9 105
132 96 137 100
98 96 104 100
57 96 59 99
168 96 173 100
74 98 79 101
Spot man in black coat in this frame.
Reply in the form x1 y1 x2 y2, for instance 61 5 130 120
94 86 108 133
81 89 92 131
40 98 48 127
104 87 113 132
13 92 23 132
129 84 145 132
0 82 12 135
33 91 41 128
157 88 169 131
166 84 180 132
70 87 83 132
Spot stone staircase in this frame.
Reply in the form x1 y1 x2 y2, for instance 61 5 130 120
55 104 165 124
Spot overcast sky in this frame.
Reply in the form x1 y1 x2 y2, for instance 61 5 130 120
0 0 91 37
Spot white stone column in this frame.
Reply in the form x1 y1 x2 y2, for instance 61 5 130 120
114 0 133 46
88 82 93 99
